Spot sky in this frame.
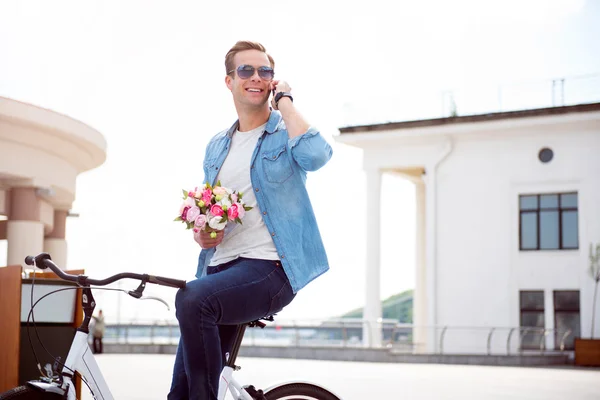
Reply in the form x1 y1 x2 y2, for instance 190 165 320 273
1 0 599 324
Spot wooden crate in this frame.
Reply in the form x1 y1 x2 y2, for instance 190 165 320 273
574 338 600 367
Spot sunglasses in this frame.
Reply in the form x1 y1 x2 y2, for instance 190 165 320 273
228 64 275 81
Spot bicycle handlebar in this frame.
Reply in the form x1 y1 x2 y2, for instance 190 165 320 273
25 253 187 289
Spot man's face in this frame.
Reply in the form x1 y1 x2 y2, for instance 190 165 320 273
226 49 273 108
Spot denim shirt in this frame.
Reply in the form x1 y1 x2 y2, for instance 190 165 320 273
196 111 333 293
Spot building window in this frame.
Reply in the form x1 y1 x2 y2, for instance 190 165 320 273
519 193 579 250
519 290 545 350
554 290 580 350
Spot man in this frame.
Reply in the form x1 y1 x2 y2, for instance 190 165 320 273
91 309 105 354
168 41 332 399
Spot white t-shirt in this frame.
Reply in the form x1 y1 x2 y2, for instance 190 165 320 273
208 122 279 266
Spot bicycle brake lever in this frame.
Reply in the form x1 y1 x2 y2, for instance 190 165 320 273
112 289 171 310
139 295 170 311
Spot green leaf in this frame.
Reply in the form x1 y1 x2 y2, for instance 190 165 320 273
219 216 227 223
244 206 253 211
216 180 221 187
235 217 242 224
174 216 182 222
182 189 189 199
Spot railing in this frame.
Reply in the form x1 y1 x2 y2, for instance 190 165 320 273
101 320 574 355
434 325 573 355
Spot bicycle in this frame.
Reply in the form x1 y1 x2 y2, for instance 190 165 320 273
0 253 342 400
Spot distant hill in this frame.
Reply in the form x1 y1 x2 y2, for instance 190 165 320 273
340 289 413 323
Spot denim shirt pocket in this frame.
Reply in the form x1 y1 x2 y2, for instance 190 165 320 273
203 158 218 185
261 146 293 183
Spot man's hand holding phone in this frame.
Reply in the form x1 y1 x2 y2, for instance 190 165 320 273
270 80 292 110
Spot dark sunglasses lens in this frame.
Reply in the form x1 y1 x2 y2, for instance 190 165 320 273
237 65 255 79
258 67 274 80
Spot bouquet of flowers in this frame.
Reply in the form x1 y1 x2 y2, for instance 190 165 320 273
175 181 252 238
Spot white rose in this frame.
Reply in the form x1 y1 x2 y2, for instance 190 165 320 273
219 197 232 208
208 215 227 230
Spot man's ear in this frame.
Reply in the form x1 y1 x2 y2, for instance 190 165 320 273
225 75 233 91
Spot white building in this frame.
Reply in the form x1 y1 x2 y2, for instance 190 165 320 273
335 103 600 354
0 97 107 269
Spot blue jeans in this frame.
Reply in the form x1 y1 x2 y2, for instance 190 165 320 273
168 257 295 400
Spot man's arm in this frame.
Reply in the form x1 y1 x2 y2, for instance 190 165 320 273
272 80 333 171
271 80 308 139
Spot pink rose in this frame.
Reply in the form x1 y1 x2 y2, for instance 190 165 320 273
210 204 224 217
236 203 245 219
184 196 195 207
213 186 227 196
194 187 206 199
201 189 212 204
186 206 200 222
181 206 190 221
227 204 239 220
194 214 207 229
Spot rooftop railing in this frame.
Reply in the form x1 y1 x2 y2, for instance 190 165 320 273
340 73 600 127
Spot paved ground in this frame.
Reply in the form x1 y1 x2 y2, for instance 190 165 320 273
81 354 600 399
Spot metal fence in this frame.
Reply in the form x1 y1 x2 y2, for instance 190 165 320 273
101 319 573 355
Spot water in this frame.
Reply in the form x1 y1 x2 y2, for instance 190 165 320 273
81 354 600 399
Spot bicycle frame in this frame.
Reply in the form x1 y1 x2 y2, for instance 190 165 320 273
26 284 114 400
29 338 254 400
217 366 253 400
28 330 112 399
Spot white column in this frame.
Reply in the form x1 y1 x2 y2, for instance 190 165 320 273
544 289 556 350
7 221 44 267
44 210 68 269
43 239 67 269
424 170 438 353
364 168 382 347
6 187 45 268
413 179 428 353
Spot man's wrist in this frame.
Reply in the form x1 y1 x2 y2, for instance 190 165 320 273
275 95 293 111
274 91 293 109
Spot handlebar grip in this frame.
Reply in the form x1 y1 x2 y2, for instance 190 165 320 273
148 275 187 289
24 253 52 269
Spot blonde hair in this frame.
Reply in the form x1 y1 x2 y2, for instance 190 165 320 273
225 41 275 75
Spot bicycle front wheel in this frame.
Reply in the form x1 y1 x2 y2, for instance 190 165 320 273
0 386 63 399
264 382 341 400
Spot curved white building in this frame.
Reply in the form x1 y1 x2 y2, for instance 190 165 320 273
0 97 107 269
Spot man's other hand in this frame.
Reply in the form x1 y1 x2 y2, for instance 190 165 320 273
194 229 224 249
